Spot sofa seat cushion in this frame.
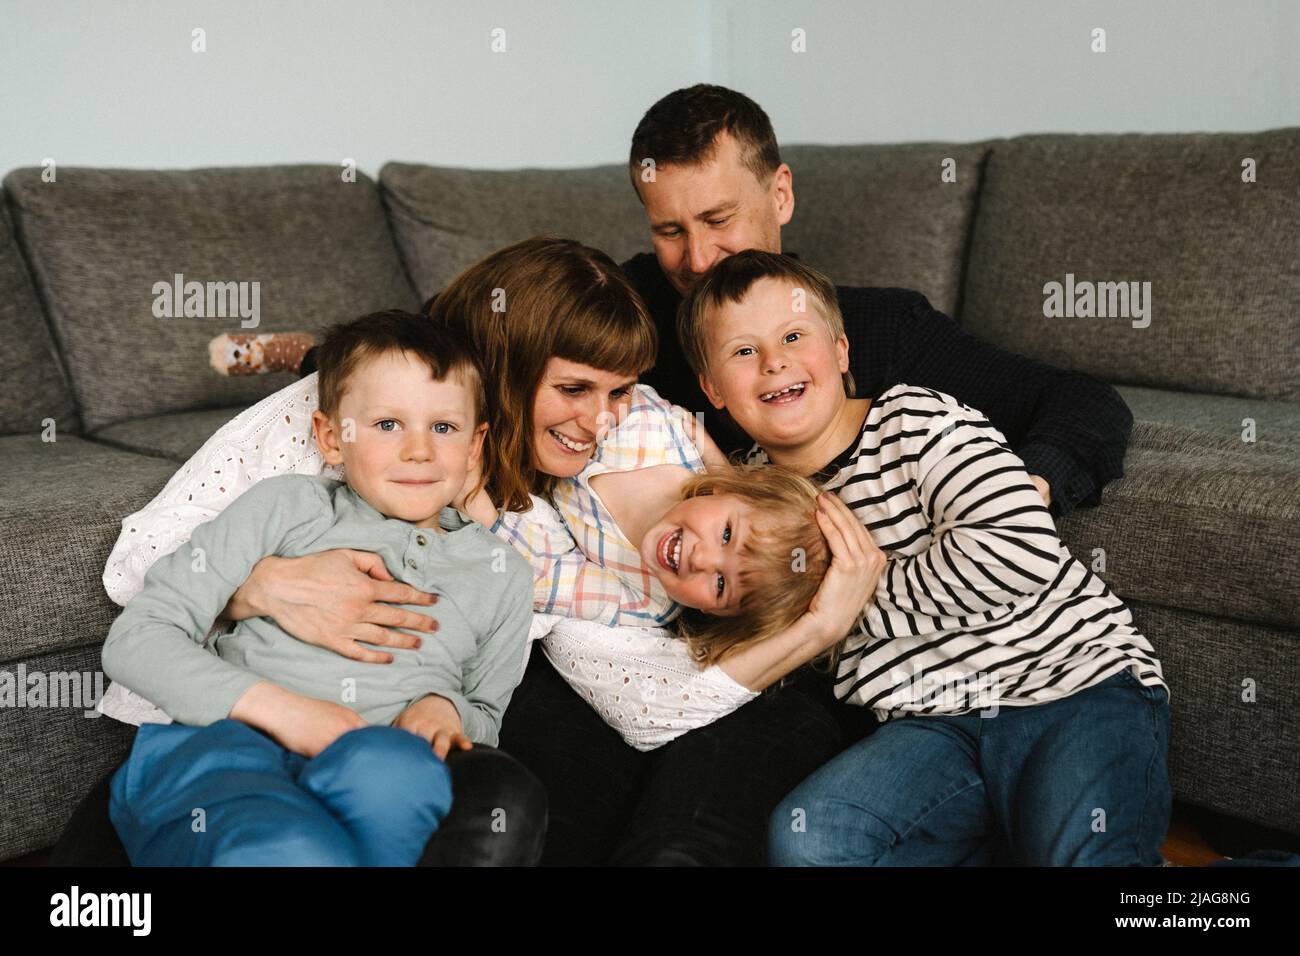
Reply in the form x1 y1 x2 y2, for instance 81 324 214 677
4 165 418 432
0 435 176 661
1119 385 1300 448
1058 422 1300 629
89 406 254 462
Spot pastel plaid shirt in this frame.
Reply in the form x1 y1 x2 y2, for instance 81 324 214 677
493 384 705 627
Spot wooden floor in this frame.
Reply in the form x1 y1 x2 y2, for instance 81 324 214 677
1159 818 1226 866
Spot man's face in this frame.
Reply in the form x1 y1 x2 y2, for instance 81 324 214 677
312 350 486 528
636 130 794 295
697 277 850 451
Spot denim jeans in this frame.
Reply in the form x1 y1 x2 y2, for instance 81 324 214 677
498 649 845 865
53 728 547 866
110 719 453 866
769 669 1171 866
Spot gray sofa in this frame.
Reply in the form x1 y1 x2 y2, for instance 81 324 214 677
2 130 1297 861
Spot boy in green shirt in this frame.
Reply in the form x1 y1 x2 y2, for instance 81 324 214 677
102 310 533 866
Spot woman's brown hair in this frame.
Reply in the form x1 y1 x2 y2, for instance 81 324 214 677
428 236 658 513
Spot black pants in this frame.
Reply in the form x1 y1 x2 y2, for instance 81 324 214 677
50 725 548 866
497 648 869 866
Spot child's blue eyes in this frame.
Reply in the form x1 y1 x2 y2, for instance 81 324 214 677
376 420 454 433
716 523 732 596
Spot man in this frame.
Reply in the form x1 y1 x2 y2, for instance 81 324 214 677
620 83 1132 517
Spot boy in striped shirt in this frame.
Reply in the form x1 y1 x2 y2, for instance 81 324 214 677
676 250 1171 866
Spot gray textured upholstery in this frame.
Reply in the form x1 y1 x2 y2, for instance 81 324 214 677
380 161 650 302
1058 424 1300 629
1127 600 1299 834
90 405 261 463
0 435 175 662
0 196 78 436
1119 385 1300 447
5 166 419 432
0 642 136 860
780 142 988 316
960 130 1300 400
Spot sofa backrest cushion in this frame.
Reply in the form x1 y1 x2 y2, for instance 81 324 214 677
0 196 78 436
4 166 419 431
379 162 649 302
780 142 989 317
959 130 1300 401
382 142 987 318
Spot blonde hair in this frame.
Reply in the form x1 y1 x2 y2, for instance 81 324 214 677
676 249 855 397
429 236 658 513
674 464 834 669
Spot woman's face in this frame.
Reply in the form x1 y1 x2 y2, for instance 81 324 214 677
531 357 638 479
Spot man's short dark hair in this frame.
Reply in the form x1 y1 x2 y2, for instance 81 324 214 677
628 84 781 194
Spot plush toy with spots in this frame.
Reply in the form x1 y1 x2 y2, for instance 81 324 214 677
208 332 316 376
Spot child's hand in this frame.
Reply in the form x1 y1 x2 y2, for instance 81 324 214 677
393 694 474 760
804 492 887 645
230 681 368 758
675 405 730 470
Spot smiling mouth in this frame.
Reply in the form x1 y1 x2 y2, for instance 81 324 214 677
760 382 808 403
549 428 593 454
656 529 683 574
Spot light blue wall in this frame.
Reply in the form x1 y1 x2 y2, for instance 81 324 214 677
721 0 1300 145
2 0 1296 177
0 0 711 174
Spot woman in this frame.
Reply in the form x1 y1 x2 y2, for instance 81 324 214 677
62 237 875 866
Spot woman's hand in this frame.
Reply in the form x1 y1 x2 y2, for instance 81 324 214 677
224 550 440 663
803 492 887 648
675 405 730 470
230 681 368 759
393 694 474 760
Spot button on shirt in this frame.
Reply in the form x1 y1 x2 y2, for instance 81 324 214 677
101 474 534 745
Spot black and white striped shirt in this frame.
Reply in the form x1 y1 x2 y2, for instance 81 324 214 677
750 384 1166 722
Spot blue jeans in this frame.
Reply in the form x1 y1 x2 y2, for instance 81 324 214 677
769 669 1171 866
110 718 453 866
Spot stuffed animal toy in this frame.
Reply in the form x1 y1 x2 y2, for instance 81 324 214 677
207 332 316 376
